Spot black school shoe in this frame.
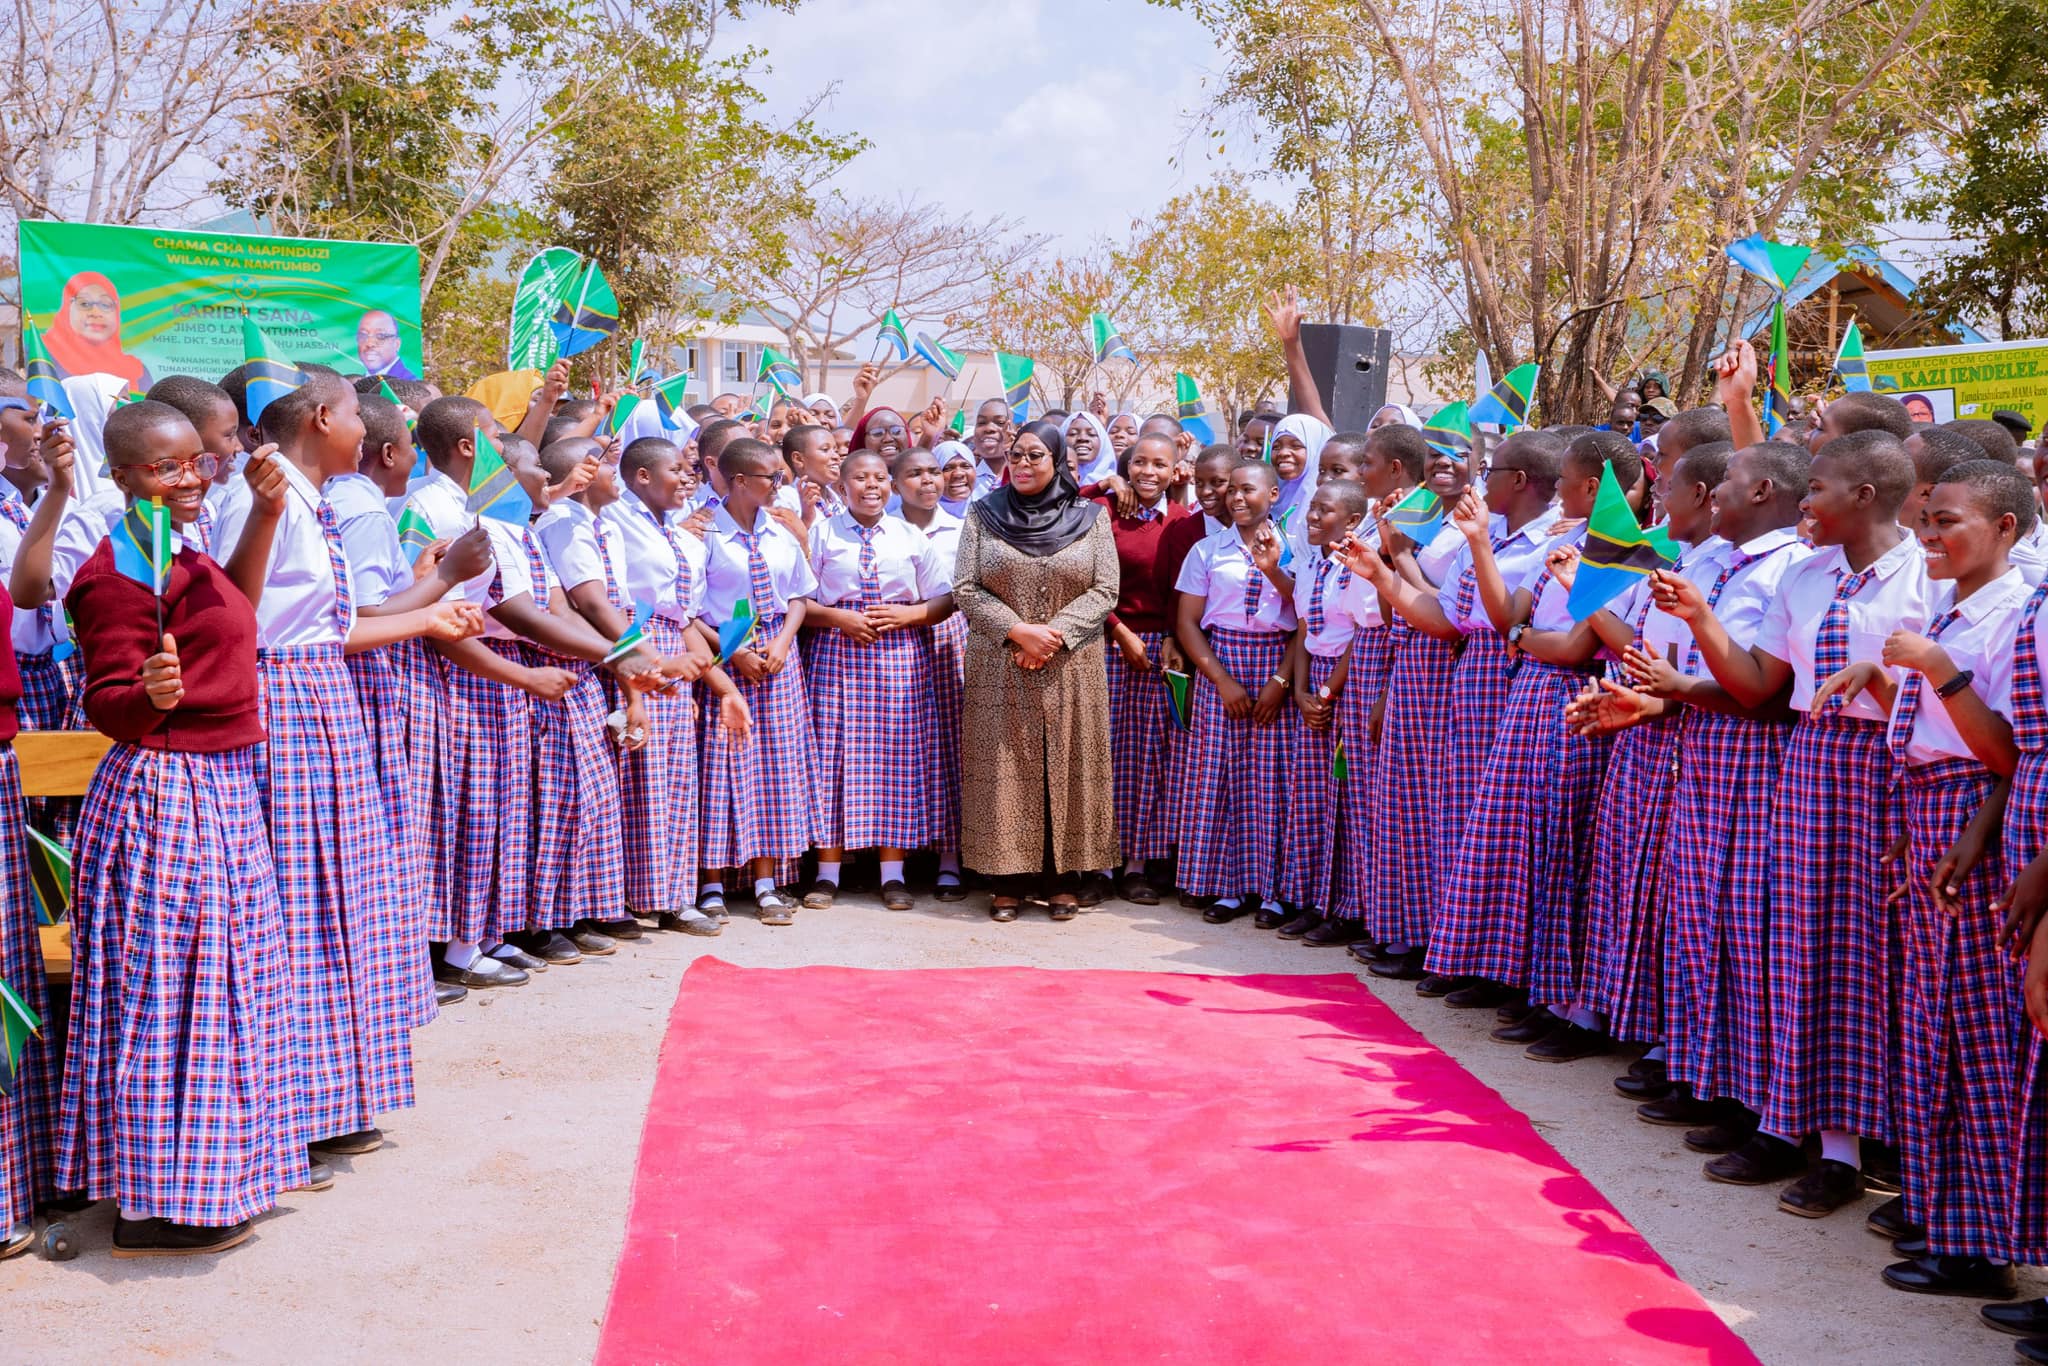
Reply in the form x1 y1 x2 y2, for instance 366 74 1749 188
433 980 468 1007
1703 1133 1805 1187
1203 900 1253 924
112 1216 252 1259
1982 1299 2048 1337
1778 1158 1863 1217
1525 1023 1612 1063
1276 911 1323 940
511 930 582 965
1444 980 1513 1010
1302 918 1362 947
568 922 618 955
1491 1009 1563 1045
1866 1195 1920 1241
1367 948 1427 980
1254 903 1293 930
1882 1255 2018 1299
594 917 644 941
2017 1338 2048 1364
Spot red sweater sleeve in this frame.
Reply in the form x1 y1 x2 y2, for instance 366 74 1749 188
0 585 19 745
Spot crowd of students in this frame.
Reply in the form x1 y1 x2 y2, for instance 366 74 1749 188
3 312 2048 1355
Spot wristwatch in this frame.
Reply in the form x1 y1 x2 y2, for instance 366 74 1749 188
1935 668 1975 700
1506 623 1529 649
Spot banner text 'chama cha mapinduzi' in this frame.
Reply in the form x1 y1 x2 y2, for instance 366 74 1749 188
17 220 423 391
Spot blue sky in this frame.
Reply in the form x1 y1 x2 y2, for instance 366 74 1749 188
726 0 1245 244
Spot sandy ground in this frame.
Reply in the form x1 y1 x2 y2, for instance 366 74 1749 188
3 893 2030 1364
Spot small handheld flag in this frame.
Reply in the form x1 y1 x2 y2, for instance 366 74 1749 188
996 352 1035 423
1332 738 1349 784
876 309 911 362
605 600 654 665
466 427 533 527
628 339 646 385
1163 668 1193 730
912 333 964 382
605 392 642 437
243 315 307 428
111 495 174 592
25 828 70 926
1089 312 1137 364
1470 363 1539 432
652 371 692 427
549 260 620 358
1765 298 1793 438
758 346 803 396
1834 319 1870 393
717 596 758 663
396 505 437 566
1422 401 1474 461
22 322 74 420
1566 463 1681 621
1384 484 1447 545
1259 423 1273 465
947 404 967 437
1175 372 1216 445
376 377 417 434
0 975 42 1098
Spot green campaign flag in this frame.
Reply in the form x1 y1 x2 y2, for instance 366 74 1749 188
466 427 532 526
395 505 437 566
877 308 911 361
0 974 42 1099
25 828 70 926
508 246 583 371
549 259 619 358
20 219 423 385
376 377 416 434
1175 372 1215 444
1724 234 1812 294
1422 401 1473 460
1566 463 1680 622
1089 312 1137 364
1471 363 1539 431
996 351 1035 422
1384 483 1447 545
1835 318 1870 393
1163 668 1193 730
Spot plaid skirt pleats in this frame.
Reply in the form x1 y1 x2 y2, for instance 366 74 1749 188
1428 660 1610 995
2007 752 2048 1261
1663 712 1787 1109
806 618 934 850
440 647 533 944
620 618 699 914
1174 627 1288 900
18 648 82 841
1331 625 1394 920
1896 758 2021 1257
1106 630 1174 863
1367 626 1458 943
0 748 55 1231
1275 652 1344 911
254 647 418 1141
1760 714 1901 1143
56 743 308 1224
925 613 968 854
510 645 624 931
347 640 436 1028
698 611 821 867
1582 711 1685 1043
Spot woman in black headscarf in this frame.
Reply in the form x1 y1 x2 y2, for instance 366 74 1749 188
952 421 1121 919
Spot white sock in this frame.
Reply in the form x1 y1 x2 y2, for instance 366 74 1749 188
700 880 724 902
816 860 842 886
675 907 713 923
1819 1129 1860 1168
1216 897 1241 909
1566 1006 1603 1031
937 867 962 885
939 851 961 875
880 859 904 884
1644 1045 1666 1062
444 940 480 970
1383 942 1411 956
754 877 777 900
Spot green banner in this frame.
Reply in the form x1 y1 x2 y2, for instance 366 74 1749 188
1867 336 2048 430
17 219 422 390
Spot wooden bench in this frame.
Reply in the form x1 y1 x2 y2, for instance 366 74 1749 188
16 730 114 986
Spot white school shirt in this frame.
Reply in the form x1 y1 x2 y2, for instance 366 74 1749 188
404 469 530 641
1902 570 2027 766
695 502 817 628
809 511 948 608
1176 522 1298 633
971 461 1007 503
212 458 356 649
1411 521 1467 587
1632 536 1728 669
325 471 409 608
534 500 619 606
1296 550 1381 657
1683 526 1811 653
1756 533 1934 720
1434 512 1552 636
904 507 963 594
48 487 214 627
0 490 60 655
775 480 846 523
2012 520 2048 587
1524 525 1589 633
609 487 707 624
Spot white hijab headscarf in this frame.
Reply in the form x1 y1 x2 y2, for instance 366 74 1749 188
934 439 975 514
1059 411 1119 485
1370 403 1423 430
1272 413 1333 560
804 392 841 426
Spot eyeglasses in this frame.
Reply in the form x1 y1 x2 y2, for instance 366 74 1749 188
735 469 786 488
122 453 220 483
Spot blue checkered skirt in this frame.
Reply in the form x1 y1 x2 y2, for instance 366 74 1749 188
57 743 308 1223
806 616 934 851
925 614 968 854
1428 660 1610 996
1663 712 1786 1109
698 612 821 866
1175 627 1288 900
1760 714 1900 1142
620 618 698 913
1582 711 1684 1044
1330 626 1394 920
2006 752 2048 1260
441 645 533 944
1276 653 1344 911
0 748 55 1230
254 646 418 1141
1897 757 2022 1257
1106 630 1175 863
1367 626 1458 943
509 644 624 931
347 639 438 1028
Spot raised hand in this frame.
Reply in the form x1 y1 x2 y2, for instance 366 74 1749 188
144 633 184 711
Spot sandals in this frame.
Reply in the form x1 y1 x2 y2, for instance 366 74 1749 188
990 896 1020 922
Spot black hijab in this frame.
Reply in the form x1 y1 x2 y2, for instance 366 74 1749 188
971 420 1099 557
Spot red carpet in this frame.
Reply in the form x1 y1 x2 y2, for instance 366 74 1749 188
598 959 1758 1365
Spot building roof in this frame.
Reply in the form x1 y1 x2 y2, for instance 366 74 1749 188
1734 245 1989 348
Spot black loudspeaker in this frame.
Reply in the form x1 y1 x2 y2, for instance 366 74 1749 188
1293 323 1393 432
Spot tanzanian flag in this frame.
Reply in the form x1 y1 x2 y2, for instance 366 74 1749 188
0 974 42 1098
1176 372 1215 444
877 308 911 362
549 259 620 358
1163 668 1192 730
376 377 417 433
1384 483 1446 545
24 828 69 926
1090 312 1137 365
1566 463 1679 621
242 315 306 428
717 596 758 663
1423 401 1473 461
1765 297 1793 438
1835 318 1870 393
628 339 647 385
947 403 967 437
1332 738 1348 783
396 505 437 566
1471 363 1538 431
912 333 963 382
111 495 174 592
758 347 802 396
605 392 642 437
997 351 1035 422
653 371 692 427
466 427 532 526
605 600 654 665
22 322 73 420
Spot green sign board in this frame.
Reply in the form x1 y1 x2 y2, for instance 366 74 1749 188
1867 336 2048 430
17 219 423 390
